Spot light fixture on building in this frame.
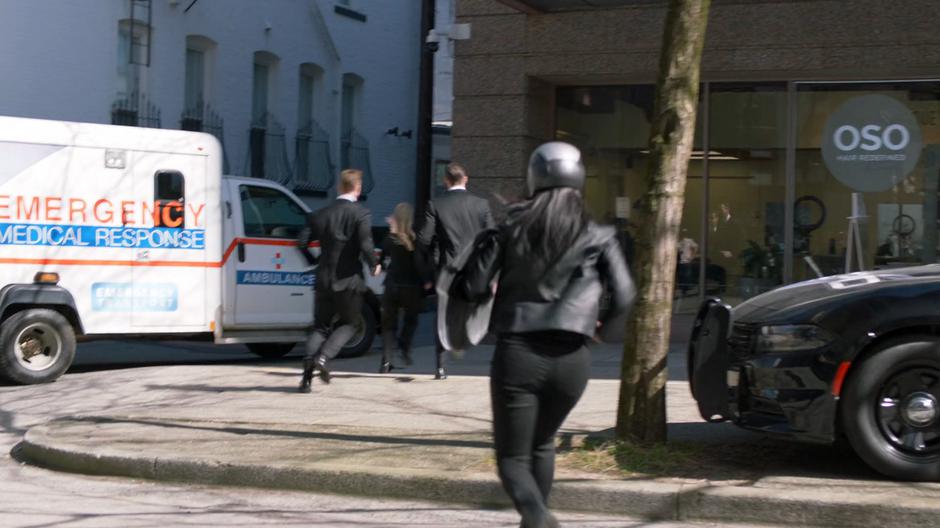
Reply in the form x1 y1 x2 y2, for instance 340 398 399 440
691 150 740 160
574 88 592 107
638 149 740 161
386 127 413 139
105 149 126 169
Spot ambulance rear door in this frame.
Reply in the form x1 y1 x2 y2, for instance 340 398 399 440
127 150 208 329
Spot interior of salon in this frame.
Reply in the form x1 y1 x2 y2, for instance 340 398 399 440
555 81 940 311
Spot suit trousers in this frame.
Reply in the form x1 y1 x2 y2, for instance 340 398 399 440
490 331 589 527
304 286 363 363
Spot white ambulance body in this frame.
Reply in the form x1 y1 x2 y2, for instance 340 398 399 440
0 116 378 384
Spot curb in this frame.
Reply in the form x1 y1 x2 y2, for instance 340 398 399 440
17 423 940 527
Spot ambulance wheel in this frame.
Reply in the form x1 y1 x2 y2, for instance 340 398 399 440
0 309 76 385
337 304 377 358
247 343 297 359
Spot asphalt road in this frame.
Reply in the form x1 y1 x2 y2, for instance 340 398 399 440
0 313 750 528
69 312 690 382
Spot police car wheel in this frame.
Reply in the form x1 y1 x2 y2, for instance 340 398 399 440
247 343 296 359
336 305 376 359
842 335 940 481
0 309 76 385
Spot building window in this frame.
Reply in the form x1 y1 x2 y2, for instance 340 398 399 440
183 48 205 124
793 81 940 282
249 61 269 179
294 64 332 193
297 67 315 127
246 52 291 184
180 35 227 172
252 62 270 125
340 77 357 147
113 18 159 127
555 80 940 308
340 74 373 195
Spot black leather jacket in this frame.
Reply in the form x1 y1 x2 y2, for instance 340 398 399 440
455 220 635 341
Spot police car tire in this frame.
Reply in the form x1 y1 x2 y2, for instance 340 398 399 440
841 335 940 481
337 304 376 359
0 309 76 385
247 343 296 359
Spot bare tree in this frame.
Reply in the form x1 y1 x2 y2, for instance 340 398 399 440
615 0 711 444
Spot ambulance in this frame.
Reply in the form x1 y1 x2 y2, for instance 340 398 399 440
0 116 380 384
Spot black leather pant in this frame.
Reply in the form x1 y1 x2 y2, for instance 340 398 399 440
304 287 363 364
490 331 589 527
381 284 422 363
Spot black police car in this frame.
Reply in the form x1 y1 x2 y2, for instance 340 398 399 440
689 265 940 481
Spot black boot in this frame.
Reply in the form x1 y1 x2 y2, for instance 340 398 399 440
315 355 331 384
435 367 447 380
399 339 413 366
379 360 393 374
299 359 315 393
381 331 397 372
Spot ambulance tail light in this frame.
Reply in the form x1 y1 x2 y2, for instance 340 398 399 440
34 272 60 285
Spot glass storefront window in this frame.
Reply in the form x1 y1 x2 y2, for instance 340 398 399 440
555 80 940 310
794 82 940 280
707 83 787 303
556 86 705 311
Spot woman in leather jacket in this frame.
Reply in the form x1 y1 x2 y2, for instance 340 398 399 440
455 142 635 528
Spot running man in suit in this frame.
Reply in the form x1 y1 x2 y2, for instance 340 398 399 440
297 169 379 393
416 162 494 379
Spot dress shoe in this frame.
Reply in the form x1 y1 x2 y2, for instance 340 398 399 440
379 360 393 374
435 367 447 380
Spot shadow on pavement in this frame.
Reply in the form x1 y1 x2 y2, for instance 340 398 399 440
70 415 494 449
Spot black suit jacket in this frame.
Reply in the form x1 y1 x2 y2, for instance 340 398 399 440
298 199 378 292
417 189 494 273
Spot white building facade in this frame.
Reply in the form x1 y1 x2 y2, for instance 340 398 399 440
0 0 422 218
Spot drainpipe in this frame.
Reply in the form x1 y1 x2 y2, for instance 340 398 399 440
415 0 436 215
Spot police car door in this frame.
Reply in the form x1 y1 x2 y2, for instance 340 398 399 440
232 183 312 326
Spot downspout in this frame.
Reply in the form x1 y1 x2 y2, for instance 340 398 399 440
415 0 436 215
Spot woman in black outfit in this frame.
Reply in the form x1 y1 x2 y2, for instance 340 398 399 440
378 202 426 373
453 142 634 528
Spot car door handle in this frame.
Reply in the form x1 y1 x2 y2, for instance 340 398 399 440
290 292 304 297
237 242 245 262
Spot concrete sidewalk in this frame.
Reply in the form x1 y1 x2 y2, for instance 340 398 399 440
15 346 940 528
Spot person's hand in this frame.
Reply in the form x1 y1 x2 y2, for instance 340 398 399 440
424 281 433 290
592 321 603 343
372 264 382 276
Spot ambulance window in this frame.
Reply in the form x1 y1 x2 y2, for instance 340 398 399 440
154 170 185 229
239 185 306 238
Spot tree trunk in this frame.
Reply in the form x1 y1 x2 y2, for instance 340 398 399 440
615 0 711 444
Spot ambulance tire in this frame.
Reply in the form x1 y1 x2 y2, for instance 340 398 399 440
0 309 76 385
337 304 377 358
247 343 297 359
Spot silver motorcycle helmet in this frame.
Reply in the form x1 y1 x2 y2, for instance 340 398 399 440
526 141 586 197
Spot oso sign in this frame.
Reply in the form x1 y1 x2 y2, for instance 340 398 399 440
821 94 922 192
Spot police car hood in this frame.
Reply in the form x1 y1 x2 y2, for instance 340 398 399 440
732 264 940 322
